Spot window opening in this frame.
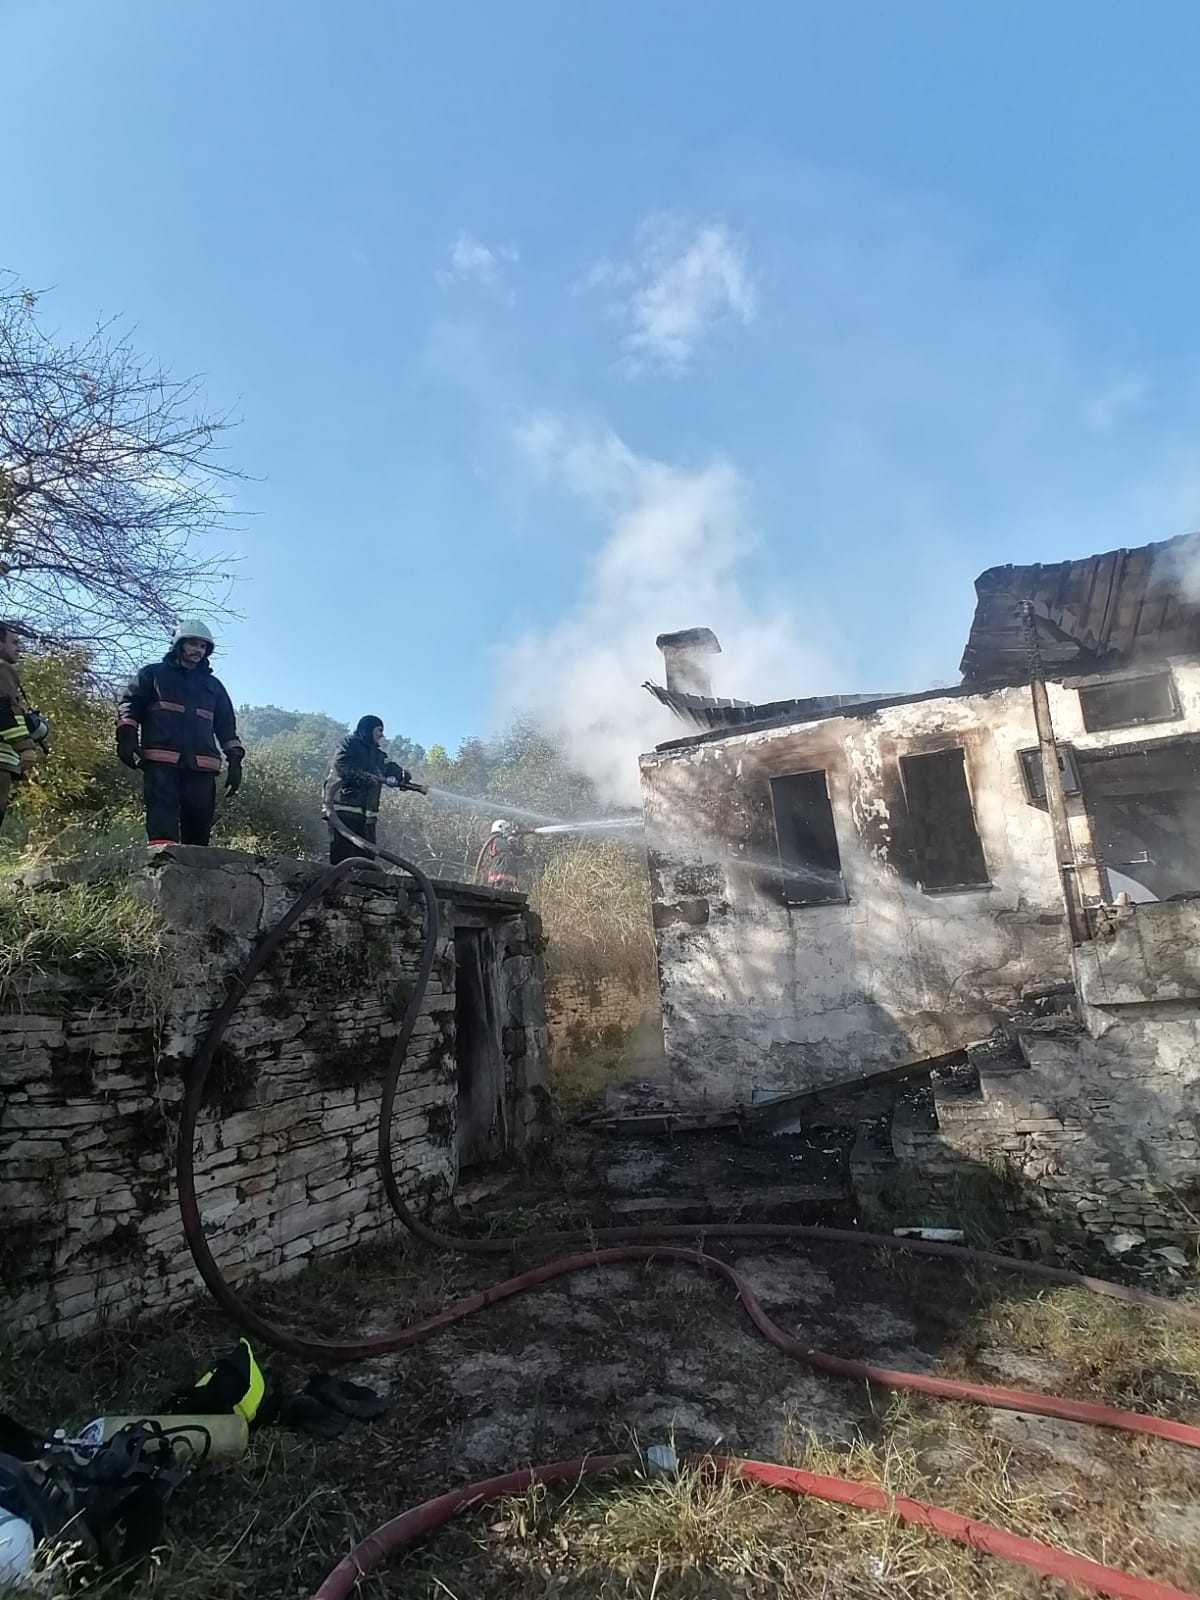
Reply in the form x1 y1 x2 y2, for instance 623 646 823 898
1018 744 1081 806
899 747 989 891
1079 672 1179 733
1078 737 1200 902
769 770 846 906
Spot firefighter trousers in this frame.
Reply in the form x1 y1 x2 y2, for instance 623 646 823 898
329 808 376 864
142 763 217 846
0 770 12 832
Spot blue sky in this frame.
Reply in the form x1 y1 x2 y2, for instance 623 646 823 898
5 2 1200 798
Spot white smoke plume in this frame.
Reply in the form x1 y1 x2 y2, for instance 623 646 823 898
504 415 841 805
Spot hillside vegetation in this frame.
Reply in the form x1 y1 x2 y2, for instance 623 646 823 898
0 652 657 1000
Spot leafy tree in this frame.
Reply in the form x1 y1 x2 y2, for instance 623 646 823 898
239 707 348 787
3 649 135 850
214 751 327 858
235 705 303 743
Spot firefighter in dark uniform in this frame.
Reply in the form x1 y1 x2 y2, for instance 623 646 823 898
115 620 244 847
323 715 411 864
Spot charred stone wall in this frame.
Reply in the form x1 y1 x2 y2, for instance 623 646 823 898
0 846 550 1343
640 660 1200 1103
894 902 1200 1243
545 975 658 1062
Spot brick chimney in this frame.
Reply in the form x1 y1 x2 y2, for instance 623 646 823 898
656 628 721 698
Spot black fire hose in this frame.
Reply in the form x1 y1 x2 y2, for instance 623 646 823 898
174 809 1200 1369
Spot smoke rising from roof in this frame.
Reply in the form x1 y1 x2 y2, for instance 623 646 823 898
503 415 840 805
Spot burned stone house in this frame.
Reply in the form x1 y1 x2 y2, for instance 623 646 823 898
640 534 1200 1133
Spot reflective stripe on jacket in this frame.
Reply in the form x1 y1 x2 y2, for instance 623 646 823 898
117 653 242 772
324 733 385 814
0 662 34 775
481 834 528 889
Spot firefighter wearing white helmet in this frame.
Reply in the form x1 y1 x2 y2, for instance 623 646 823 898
171 618 215 649
115 618 245 847
476 818 530 891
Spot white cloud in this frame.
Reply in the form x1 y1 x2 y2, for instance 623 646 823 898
437 231 519 303
586 216 757 373
505 415 836 803
1085 375 1149 433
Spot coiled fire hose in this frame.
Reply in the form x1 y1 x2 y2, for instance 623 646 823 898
174 817 1200 1597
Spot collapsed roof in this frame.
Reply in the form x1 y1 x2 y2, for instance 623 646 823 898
644 533 1200 739
643 683 890 735
960 532 1200 683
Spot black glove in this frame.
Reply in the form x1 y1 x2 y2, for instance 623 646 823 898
224 757 243 795
383 761 411 788
116 727 141 770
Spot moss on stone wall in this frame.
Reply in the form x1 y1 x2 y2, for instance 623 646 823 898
203 1043 260 1117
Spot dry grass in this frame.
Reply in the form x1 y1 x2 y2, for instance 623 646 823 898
398 1272 1200 1600
0 878 164 1006
403 1391 1200 1600
531 839 658 991
961 1283 1200 1414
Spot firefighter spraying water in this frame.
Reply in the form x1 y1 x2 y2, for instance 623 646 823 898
473 818 535 891
322 716 427 863
472 814 642 890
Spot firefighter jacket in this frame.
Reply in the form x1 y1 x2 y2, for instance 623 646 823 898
324 733 401 819
480 833 529 888
117 653 243 774
0 662 35 777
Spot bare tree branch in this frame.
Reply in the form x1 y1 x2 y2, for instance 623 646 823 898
0 274 243 667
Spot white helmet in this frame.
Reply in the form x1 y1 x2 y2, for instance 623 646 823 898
491 819 510 835
172 619 215 649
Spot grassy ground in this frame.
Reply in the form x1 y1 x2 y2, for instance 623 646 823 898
5 1134 1200 1599
0 877 163 1006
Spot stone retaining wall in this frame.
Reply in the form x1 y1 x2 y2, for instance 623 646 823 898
0 846 550 1342
545 974 657 1060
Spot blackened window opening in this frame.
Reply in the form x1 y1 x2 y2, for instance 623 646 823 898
900 747 989 891
1079 673 1179 733
769 770 846 906
1078 737 1200 902
1018 744 1081 806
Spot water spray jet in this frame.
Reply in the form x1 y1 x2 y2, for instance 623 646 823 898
529 817 643 836
420 785 567 829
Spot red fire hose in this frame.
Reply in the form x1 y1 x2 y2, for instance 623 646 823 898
174 824 1200 1598
311 1452 1200 1600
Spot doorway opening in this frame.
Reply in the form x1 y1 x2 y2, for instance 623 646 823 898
453 926 506 1168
